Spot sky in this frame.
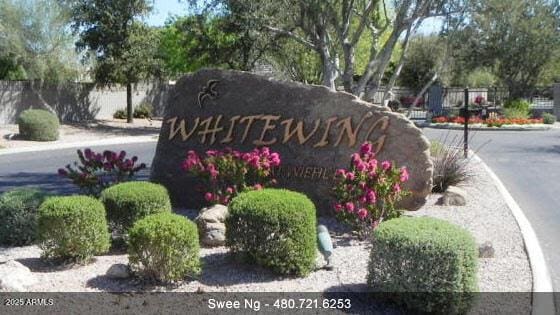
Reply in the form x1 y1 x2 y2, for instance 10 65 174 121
146 0 186 26
146 0 442 34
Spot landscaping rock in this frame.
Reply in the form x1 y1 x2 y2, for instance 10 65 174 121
0 260 37 291
196 204 228 246
438 186 467 206
106 263 130 279
479 241 495 258
151 69 433 213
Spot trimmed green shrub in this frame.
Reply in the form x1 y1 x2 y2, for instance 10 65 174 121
543 113 556 124
368 216 478 314
113 109 127 119
37 196 110 262
128 212 201 282
17 109 59 141
133 102 153 119
226 188 317 276
100 181 172 233
0 188 48 246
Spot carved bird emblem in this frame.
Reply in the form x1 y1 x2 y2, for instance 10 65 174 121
197 79 220 108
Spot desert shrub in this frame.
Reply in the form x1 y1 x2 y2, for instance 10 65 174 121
100 181 172 233
113 109 127 119
543 113 556 124
504 107 530 119
133 102 153 119
128 212 201 282
332 142 409 238
17 109 59 141
183 147 280 205
430 138 470 193
226 189 316 276
367 216 478 314
37 196 110 262
504 98 530 112
58 148 146 196
0 188 48 246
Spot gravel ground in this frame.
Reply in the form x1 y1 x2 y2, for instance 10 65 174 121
0 119 161 149
0 156 532 313
0 216 369 293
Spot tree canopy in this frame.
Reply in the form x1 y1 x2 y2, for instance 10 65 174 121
450 0 560 97
0 0 80 82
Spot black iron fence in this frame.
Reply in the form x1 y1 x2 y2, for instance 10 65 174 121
371 85 556 120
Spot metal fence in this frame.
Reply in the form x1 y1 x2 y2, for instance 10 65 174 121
374 85 557 120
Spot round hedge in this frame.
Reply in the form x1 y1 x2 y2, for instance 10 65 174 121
128 212 201 282
0 188 48 246
368 216 478 314
37 196 110 262
100 181 172 233
17 109 59 141
226 188 317 276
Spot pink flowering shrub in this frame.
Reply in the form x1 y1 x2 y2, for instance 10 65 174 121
182 147 280 205
58 148 146 196
332 142 410 238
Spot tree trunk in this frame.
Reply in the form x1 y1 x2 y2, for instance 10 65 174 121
355 28 402 100
341 42 355 93
382 25 415 105
364 33 403 101
320 50 338 90
30 80 57 115
406 72 438 118
126 83 133 123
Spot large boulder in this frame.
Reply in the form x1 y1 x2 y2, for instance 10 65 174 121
151 69 433 212
195 204 228 247
0 260 37 292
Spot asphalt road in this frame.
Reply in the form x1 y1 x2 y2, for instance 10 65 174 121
1 128 559 293
0 143 157 196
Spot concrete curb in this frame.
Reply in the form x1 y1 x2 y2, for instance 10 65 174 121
0 135 159 156
472 153 555 315
415 122 553 131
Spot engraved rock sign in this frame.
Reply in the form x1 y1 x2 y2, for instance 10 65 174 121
197 79 220 108
151 69 433 212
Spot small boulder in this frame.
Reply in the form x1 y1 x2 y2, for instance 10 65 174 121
106 263 130 279
479 241 495 258
195 204 228 247
0 260 37 292
438 186 467 206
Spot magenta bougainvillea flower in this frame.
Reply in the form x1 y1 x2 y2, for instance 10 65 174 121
182 147 280 205
58 148 146 196
332 141 409 238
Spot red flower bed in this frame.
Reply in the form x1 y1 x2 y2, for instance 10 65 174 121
431 116 543 127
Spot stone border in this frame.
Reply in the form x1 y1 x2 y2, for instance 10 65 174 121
0 136 159 156
415 122 554 131
472 153 555 315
